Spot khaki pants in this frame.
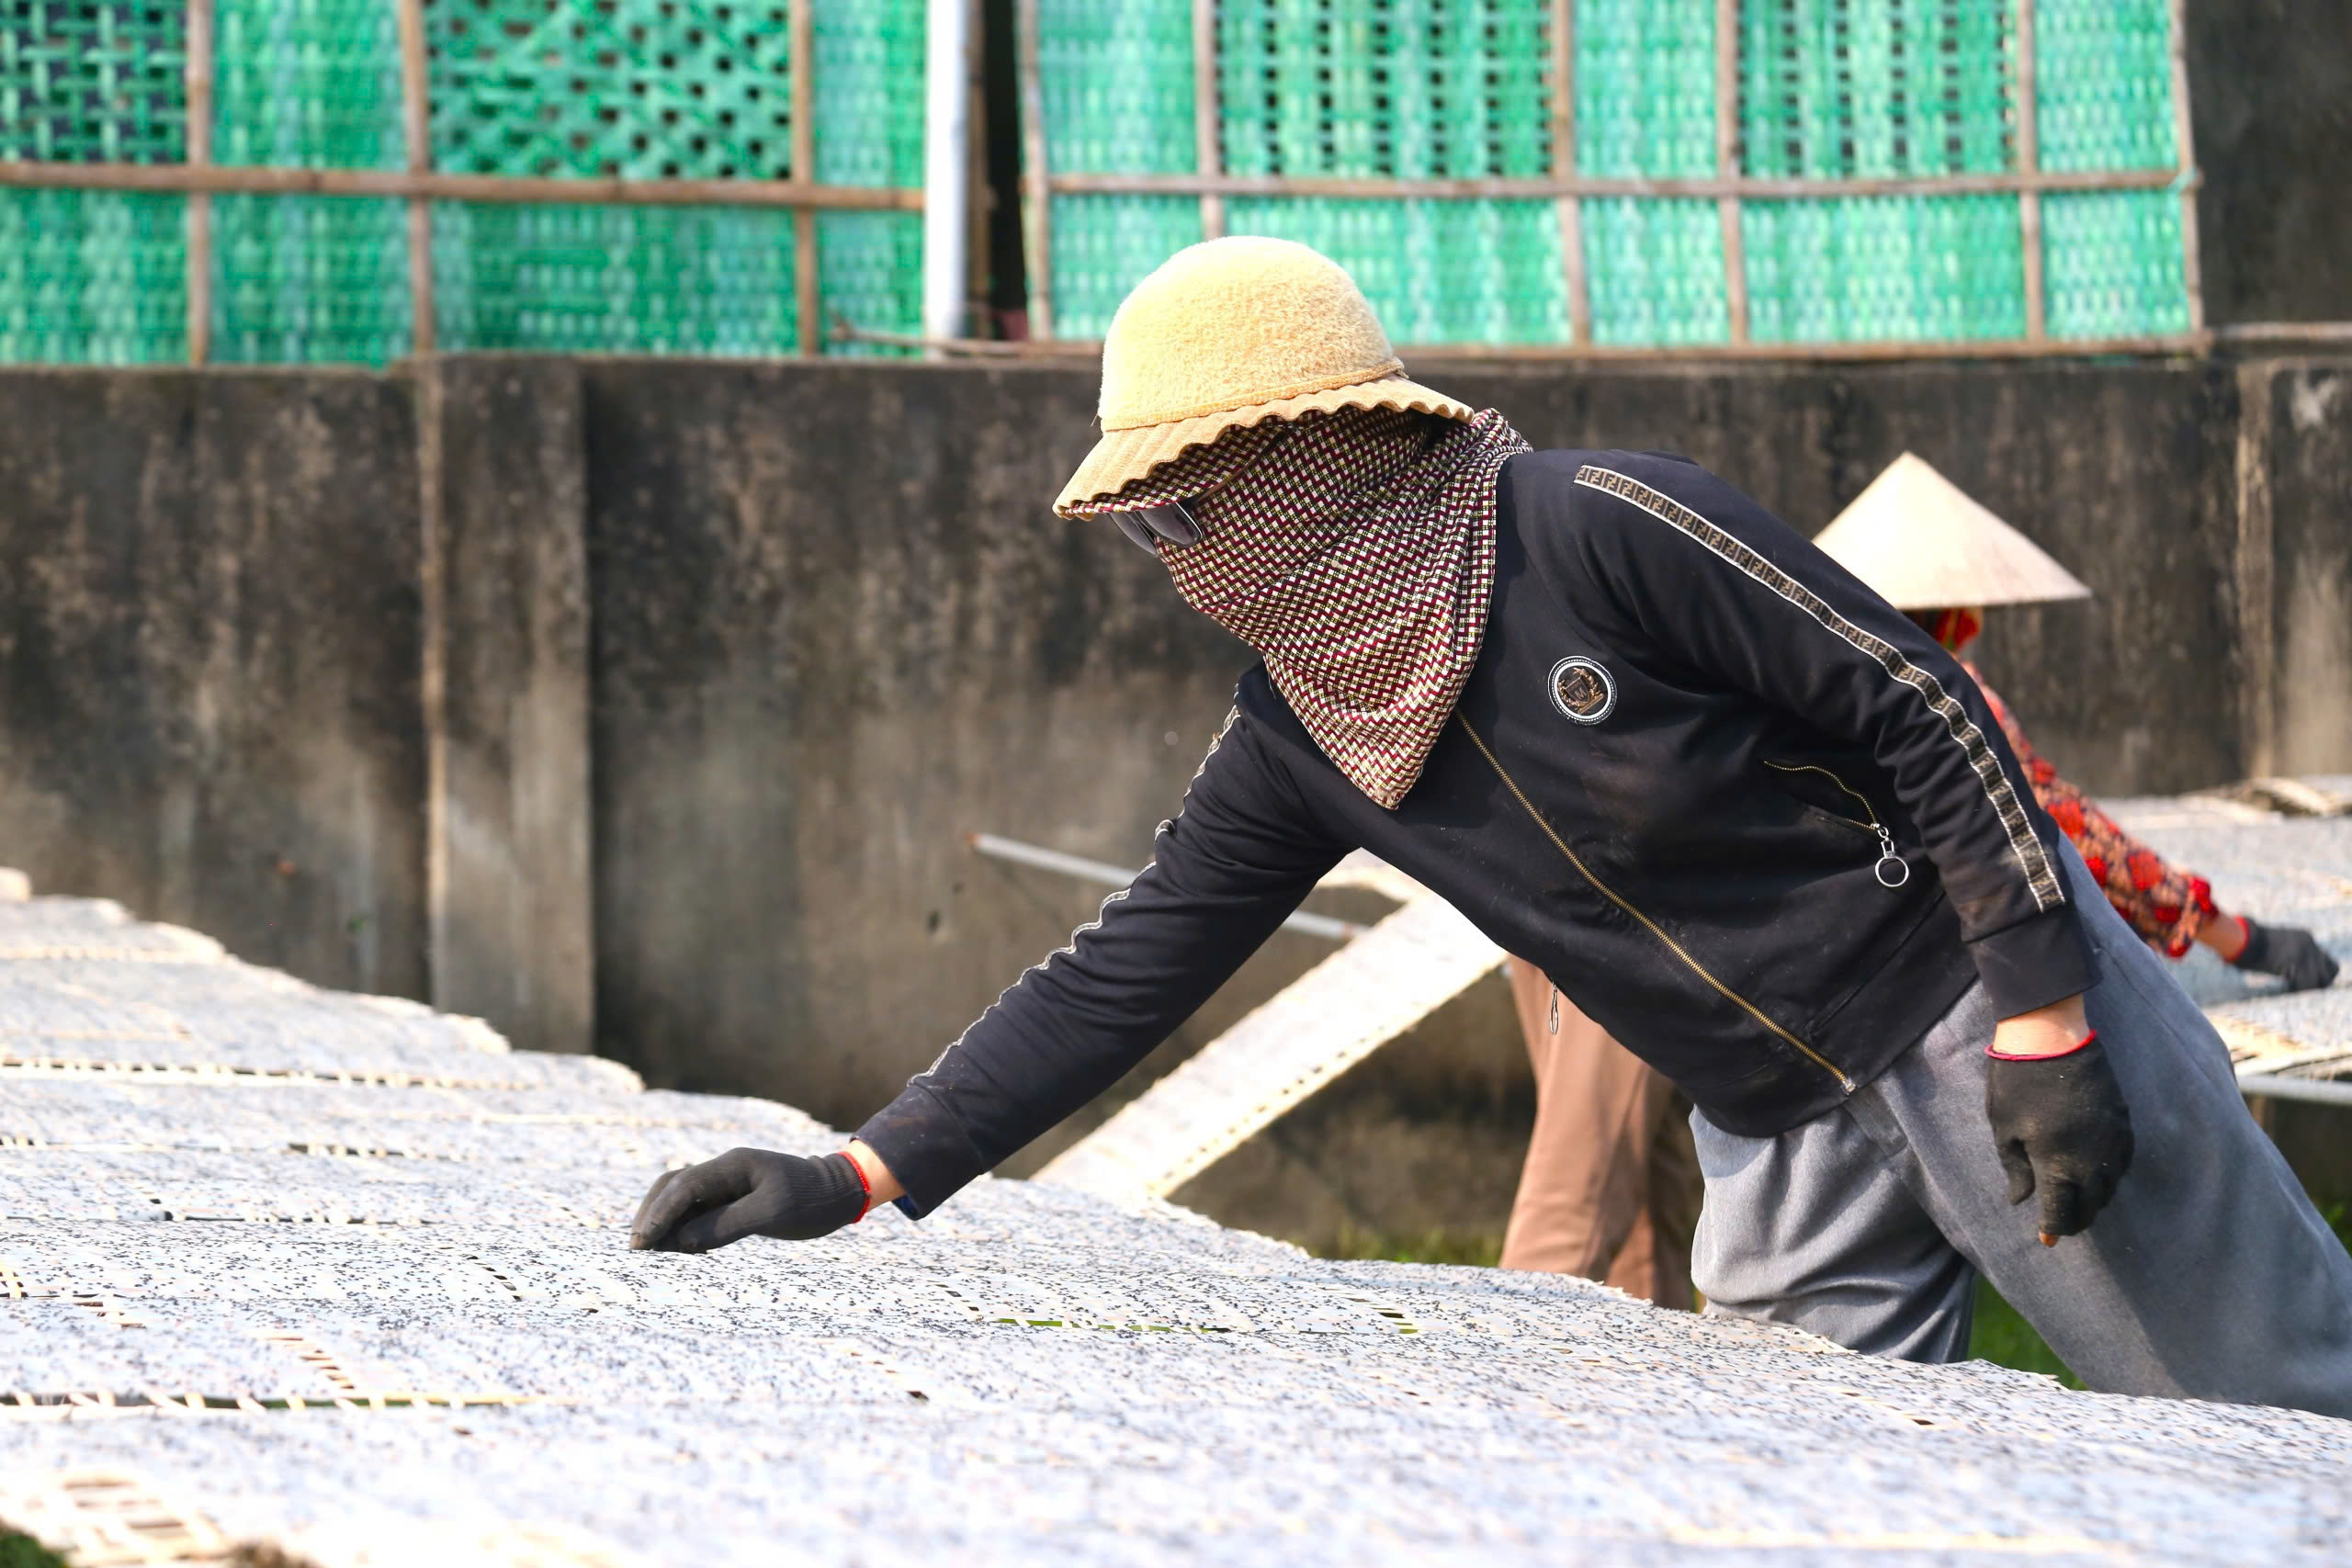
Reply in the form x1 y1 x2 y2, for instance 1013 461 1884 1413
1499 958 1701 1309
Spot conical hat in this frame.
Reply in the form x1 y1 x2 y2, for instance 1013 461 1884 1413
1812 452 2091 609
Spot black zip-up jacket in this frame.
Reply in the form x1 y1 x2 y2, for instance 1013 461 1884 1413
860 449 2094 1216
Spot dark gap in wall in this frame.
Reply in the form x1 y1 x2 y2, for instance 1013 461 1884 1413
979 0 1029 337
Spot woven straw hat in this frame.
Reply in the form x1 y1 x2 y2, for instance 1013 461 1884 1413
1813 452 2092 609
1053 237 1476 516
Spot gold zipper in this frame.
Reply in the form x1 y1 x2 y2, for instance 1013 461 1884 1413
1458 717 1857 1094
1760 759 1880 830
1762 759 1912 890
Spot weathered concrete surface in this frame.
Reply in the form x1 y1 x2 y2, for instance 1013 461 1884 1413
4 890 2350 1568
581 359 1266 1117
2259 363 2352 777
2188 0 2352 327
0 369 426 999
416 357 595 1055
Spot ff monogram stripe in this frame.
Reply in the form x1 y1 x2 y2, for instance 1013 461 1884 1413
1573 465 2065 912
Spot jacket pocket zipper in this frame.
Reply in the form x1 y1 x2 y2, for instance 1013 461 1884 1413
1762 760 1910 890
1460 717 1857 1094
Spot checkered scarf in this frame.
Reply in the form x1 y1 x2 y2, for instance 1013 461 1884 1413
1072 404 1528 808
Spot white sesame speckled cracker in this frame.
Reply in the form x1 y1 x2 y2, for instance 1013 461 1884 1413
0 866 2348 1567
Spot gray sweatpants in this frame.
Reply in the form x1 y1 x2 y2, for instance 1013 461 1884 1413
1691 842 2352 1418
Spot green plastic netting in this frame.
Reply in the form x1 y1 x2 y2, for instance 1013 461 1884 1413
0 0 2194 362
0 187 187 363
1216 0 1561 347
0 2 191 365
806 0 924 355
0 0 187 164
432 199 797 354
1032 0 2191 347
209 0 410 363
427 0 923 355
0 0 923 363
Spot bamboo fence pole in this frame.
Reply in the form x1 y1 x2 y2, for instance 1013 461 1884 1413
184 0 213 365
790 0 818 355
1713 0 1747 344
2166 0 2205 334
396 0 435 354
1030 167 2184 200
2015 0 2045 342
1 160 2188 208
1014 0 1054 338
839 325 2211 362
1549 0 1589 344
1192 0 1225 243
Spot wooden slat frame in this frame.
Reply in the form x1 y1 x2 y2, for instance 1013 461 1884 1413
840 323 2211 362
1035 166 2190 201
396 0 435 355
1192 0 1225 243
2015 0 2045 342
1549 0 1589 344
0 161 925 210
1713 0 1747 344
790 0 818 355
184 0 213 365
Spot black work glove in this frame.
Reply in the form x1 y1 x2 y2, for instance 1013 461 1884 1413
1984 1034 2135 1245
628 1147 868 1253
2231 919 2340 993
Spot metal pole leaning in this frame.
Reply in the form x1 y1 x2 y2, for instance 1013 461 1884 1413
922 0 974 351
967 833 1369 942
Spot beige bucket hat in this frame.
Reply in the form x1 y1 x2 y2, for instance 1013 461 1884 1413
1812 452 2092 609
1053 237 1476 517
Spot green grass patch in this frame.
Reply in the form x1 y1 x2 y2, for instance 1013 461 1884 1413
1968 1280 2084 1385
1307 1206 2352 1388
0 1532 69 1568
1318 1228 1504 1269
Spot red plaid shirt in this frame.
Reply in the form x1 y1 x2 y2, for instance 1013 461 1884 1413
1967 665 2216 957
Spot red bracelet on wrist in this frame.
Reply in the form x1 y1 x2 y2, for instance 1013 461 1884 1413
842 1149 873 1222
1987 1030 2097 1062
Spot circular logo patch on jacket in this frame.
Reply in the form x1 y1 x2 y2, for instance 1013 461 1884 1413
1549 657 1616 725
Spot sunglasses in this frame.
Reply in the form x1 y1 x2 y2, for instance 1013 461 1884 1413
1100 425 1290 555
1106 497 1205 555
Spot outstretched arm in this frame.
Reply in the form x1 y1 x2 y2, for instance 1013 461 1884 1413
631 702 1351 1251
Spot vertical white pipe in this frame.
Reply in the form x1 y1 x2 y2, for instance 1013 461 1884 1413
922 0 973 351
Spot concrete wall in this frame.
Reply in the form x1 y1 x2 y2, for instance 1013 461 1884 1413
416 358 595 1056
2258 362 2352 776
2188 0 2352 327
0 355 2345 1250
0 369 426 998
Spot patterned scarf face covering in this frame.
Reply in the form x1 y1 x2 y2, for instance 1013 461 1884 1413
1070 403 1530 808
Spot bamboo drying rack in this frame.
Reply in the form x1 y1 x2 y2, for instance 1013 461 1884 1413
1012 0 2210 360
0 0 925 363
